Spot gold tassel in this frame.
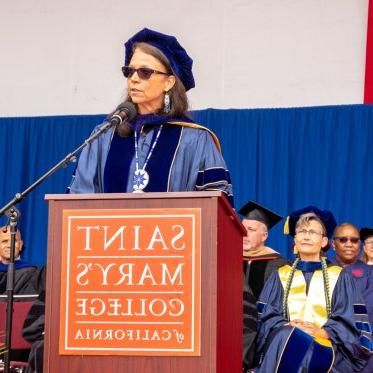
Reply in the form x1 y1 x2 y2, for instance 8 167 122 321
283 216 290 234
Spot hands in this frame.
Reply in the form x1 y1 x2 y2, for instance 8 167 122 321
287 319 330 339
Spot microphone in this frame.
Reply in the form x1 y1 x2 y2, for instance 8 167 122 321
110 102 137 126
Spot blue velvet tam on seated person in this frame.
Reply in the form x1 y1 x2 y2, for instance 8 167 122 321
284 205 337 239
124 28 195 91
360 227 373 241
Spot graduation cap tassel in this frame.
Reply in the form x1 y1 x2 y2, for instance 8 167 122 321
283 216 290 235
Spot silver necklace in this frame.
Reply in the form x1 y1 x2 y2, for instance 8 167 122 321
133 125 163 192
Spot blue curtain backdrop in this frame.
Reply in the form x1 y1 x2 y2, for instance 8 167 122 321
0 104 372 266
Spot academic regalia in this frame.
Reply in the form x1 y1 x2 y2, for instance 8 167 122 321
329 257 373 372
0 261 43 296
360 227 373 243
0 264 45 364
239 201 285 371
329 257 373 323
243 252 288 371
69 28 232 202
124 28 195 92
255 261 372 372
22 290 45 373
68 114 233 205
243 253 289 300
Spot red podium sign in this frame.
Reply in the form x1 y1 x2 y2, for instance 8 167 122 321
59 208 201 356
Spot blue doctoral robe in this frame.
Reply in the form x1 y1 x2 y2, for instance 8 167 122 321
68 114 233 205
329 257 373 323
329 257 373 372
255 261 372 372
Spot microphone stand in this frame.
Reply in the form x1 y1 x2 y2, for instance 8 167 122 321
3 207 20 373
0 119 116 373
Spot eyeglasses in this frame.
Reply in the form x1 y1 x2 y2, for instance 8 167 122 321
121 66 169 80
364 240 373 246
334 236 360 244
295 229 324 238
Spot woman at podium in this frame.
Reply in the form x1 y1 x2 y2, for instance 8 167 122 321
254 207 372 372
68 28 233 205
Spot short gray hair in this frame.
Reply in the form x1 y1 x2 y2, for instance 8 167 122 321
295 213 326 236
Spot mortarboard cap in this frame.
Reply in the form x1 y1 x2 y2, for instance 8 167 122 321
124 28 195 91
360 227 373 241
284 205 336 239
238 201 282 230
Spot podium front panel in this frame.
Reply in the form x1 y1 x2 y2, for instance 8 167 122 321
44 192 243 373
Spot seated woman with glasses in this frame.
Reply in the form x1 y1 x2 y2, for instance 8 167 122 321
68 28 233 204
254 206 372 373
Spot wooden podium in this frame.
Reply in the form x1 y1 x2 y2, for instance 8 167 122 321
44 191 244 373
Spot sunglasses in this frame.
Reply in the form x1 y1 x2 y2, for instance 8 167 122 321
121 66 169 80
334 236 360 244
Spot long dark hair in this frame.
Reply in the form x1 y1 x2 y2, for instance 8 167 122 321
126 42 189 118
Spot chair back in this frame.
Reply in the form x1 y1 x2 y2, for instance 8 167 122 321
0 295 38 350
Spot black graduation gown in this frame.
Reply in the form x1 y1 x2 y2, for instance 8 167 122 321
242 253 288 371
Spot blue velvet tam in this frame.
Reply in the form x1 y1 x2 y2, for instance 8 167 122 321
284 205 337 239
360 227 373 241
124 28 195 91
